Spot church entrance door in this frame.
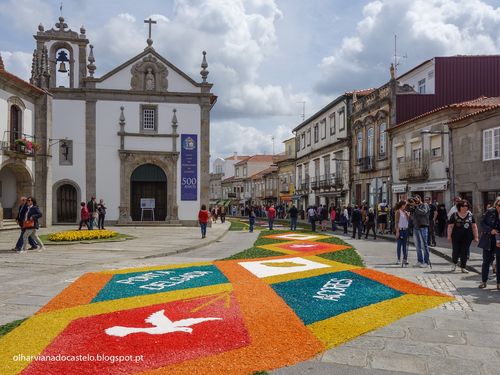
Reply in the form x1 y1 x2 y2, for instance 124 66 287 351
56 184 77 223
130 164 167 221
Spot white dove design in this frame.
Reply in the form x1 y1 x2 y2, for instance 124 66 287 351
105 309 222 337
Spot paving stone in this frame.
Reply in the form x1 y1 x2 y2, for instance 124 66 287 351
435 317 499 333
408 327 466 344
392 314 436 329
366 326 407 339
384 339 445 357
444 344 500 364
343 336 386 350
427 356 483 375
369 351 427 374
321 346 368 367
466 332 500 349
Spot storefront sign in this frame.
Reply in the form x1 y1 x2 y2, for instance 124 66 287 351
181 134 197 201
409 180 448 192
392 184 407 193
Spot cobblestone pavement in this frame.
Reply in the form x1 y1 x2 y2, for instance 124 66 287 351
274 233 500 375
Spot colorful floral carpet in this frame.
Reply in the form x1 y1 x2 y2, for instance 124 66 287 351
0 231 452 375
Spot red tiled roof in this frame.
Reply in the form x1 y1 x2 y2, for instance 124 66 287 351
345 88 376 96
224 155 250 160
250 166 278 180
390 96 500 130
0 67 46 95
234 155 274 165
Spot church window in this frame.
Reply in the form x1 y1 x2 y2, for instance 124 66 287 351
59 140 73 166
140 105 158 132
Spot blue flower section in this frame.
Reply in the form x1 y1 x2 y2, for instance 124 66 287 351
271 271 403 325
92 265 228 303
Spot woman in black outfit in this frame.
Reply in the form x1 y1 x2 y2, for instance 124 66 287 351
436 203 448 237
478 197 500 289
447 200 478 273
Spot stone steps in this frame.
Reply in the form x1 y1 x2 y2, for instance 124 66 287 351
0 219 19 231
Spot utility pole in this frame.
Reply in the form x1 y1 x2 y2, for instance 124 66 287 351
393 34 407 75
272 136 275 156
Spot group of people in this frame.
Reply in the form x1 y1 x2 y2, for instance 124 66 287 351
11 196 45 253
210 205 226 224
79 197 107 230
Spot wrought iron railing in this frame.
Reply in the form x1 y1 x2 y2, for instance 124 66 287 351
1 131 39 157
358 156 375 172
398 152 430 181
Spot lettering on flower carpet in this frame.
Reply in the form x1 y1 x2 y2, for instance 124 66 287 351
93 265 228 302
313 278 353 301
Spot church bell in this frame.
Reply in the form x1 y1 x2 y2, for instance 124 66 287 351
58 61 68 73
56 50 69 73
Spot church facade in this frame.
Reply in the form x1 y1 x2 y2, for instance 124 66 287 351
27 16 215 226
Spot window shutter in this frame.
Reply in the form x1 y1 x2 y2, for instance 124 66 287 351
430 135 441 149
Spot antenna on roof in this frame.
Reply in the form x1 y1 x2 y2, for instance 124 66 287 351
393 34 407 75
272 136 275 156
59 1 63 17
296 101 306 122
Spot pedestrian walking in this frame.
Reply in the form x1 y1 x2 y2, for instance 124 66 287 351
288 205 298 231
436 203 448 237
478 196 500 289
330 206 337 232
220 205 226 223
267 204 276 230
320 205 328 231
307 206 317 232
19 197 45 253
365 208 377 239
87 196 98 230
198 204 209 238
12 196 38 251
395 200 410 266
410 195 431 267
426 197 437 246
78 202 90 230
377 199 389 234
248 207 256 233
351 205 362 239
342 205 349 234
97 199 107 229
448 200 478 273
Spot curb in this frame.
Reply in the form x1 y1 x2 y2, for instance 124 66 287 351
140 223 231 260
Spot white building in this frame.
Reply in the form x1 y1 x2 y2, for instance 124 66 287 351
294 93 359 210
0 54 52 226
28 16 215 225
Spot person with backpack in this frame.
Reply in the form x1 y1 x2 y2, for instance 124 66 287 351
377 199 389 234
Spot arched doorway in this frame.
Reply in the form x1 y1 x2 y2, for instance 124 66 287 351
130 164 167 221
56 184 77 223
0 162 33 219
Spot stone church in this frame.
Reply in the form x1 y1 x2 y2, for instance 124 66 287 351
1 16 215 226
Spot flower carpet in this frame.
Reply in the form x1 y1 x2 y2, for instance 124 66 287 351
0 231 453 375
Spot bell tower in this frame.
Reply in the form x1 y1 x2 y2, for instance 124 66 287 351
31 16 94 89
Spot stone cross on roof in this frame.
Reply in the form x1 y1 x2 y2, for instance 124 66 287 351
144 18 157 47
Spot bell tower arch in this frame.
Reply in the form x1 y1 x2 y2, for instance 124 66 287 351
31 17 94 89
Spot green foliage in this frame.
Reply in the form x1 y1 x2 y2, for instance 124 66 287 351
222 247 283 260
0 318 27 337
228 219 247 231
318 248 364 267
316 236 351 246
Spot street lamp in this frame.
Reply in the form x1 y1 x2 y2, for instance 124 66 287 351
420 128 454 201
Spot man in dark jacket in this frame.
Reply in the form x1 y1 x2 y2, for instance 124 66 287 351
87 196 98 230
351 205 362 239
12 196 37 251
288 205 298 231
411 195 430 267
478 198 500 289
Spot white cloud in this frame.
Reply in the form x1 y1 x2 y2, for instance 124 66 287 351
1 51 33 80
0 0 53 31
316 0 500 95
211 120 293 159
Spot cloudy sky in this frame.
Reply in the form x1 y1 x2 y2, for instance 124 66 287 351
1 0 500 161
